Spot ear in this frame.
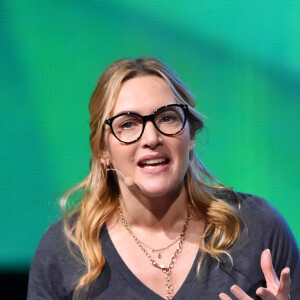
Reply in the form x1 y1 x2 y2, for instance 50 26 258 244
189 136 195 151
100 151 111 166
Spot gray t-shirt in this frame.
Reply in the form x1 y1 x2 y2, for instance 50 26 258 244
27 192 300 299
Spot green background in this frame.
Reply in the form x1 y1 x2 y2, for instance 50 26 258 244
1 1 299 272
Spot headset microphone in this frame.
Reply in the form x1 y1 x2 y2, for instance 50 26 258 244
108 168 135 187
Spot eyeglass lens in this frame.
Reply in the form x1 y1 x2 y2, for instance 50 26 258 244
111 105 185 143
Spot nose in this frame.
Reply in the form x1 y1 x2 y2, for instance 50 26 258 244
140 120 162 149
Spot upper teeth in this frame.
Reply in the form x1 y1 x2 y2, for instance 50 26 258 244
142 158 166 165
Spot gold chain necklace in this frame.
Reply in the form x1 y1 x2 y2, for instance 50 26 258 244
139 236 181 259
119 205 191 300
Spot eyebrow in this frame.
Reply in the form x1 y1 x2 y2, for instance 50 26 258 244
113 103 177 117
113 110 138 115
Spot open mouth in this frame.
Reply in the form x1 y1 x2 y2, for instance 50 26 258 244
138 158 170 169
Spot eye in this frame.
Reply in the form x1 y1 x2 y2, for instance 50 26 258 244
115 115 142 130
120 120 137 129
157 112 181 124
162 115 176 123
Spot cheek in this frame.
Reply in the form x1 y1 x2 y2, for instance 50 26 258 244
109 142 135 168
174 139 192 168
181 132 194 155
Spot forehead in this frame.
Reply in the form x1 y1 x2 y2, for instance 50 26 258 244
112 76 176 115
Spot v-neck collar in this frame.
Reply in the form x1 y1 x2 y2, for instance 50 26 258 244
101 225 201 299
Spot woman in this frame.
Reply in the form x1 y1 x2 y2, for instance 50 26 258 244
28 58 300 300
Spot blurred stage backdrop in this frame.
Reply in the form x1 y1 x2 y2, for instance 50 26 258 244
1 0 299 298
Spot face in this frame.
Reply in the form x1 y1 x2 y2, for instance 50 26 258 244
104 76 195 198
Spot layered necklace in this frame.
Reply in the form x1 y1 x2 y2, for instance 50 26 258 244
139 236 181 259
119 205 191 300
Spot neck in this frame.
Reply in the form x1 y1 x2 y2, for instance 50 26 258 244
118 184 188 232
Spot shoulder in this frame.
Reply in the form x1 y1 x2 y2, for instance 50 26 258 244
27 220 85 299
219 190 299 259
31 218 85 269
219 190 286 224
35 220 66 253
236 192 300 295
234 192 293 234
225 191 295 240
32 220 77 264
229 192 299 265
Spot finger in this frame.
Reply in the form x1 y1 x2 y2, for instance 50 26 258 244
256 267 291 300
219 293 233 300
230 285 253 300
260 249 279 293
277 267 291 298
256 287 278 300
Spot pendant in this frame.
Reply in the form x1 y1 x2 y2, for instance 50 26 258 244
158 253 162 259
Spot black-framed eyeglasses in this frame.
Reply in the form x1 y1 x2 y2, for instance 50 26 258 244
105 104 188 143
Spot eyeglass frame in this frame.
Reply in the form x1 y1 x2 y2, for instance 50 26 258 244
105 103 189 144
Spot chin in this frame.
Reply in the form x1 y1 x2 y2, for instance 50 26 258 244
136 180 182 198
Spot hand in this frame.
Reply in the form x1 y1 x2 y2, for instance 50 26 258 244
219 249 291 300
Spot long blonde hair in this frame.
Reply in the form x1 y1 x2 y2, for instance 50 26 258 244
60 57 241 293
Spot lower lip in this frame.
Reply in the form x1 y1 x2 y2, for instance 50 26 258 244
138 163 169 174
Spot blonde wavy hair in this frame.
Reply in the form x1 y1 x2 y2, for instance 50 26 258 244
60 57 241 294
